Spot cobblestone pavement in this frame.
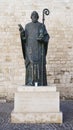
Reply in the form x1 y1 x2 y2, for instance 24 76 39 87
0 101 73 130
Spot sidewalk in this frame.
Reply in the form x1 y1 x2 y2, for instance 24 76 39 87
0 101 73 130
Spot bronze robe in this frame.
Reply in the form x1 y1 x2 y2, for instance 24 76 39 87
20 21 50 86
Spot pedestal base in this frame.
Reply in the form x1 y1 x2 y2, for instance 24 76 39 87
11 86 63 123
11 112 62 123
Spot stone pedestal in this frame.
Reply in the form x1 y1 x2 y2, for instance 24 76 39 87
11 86 63 123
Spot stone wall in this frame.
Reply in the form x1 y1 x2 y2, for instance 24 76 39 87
0 0 73 100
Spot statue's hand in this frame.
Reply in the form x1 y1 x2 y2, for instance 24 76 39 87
19 27 22 32
37 37 44 43
18 24 24 32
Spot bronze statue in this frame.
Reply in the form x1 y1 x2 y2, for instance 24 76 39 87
18 9 50 86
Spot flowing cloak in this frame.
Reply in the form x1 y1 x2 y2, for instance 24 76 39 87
20 21 50 86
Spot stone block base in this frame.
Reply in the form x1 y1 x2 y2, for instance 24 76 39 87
11 86 63 123
11 111 62 123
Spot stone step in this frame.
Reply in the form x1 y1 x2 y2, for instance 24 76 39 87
17 86 56 92
11 111 62 124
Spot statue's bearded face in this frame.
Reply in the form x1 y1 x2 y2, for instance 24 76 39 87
31 12 39 23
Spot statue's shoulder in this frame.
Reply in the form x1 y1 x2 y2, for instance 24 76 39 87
38 22 42 26
38 22 45 28
25 22 32 28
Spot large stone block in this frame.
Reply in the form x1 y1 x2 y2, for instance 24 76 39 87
11 86 63 123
